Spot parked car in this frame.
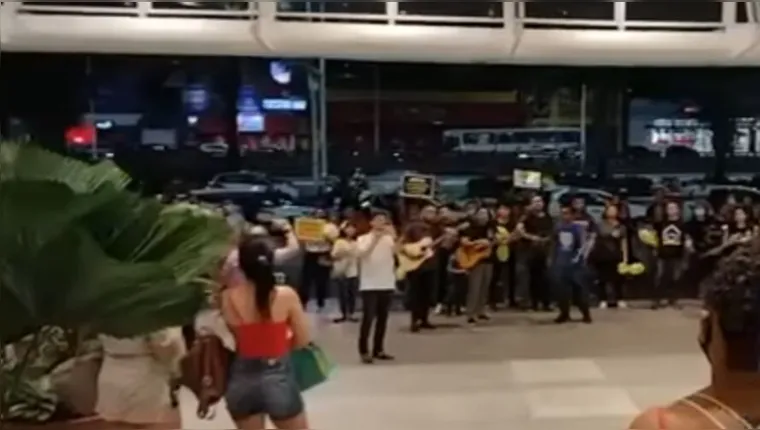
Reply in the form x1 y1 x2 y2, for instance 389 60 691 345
207 171 300 199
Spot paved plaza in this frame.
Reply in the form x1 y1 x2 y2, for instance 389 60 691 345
184 303 708 429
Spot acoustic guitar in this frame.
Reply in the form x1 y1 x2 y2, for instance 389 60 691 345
455 239 494 271
396 228 456 280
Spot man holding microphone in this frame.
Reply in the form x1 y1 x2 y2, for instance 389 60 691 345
356 209 397 364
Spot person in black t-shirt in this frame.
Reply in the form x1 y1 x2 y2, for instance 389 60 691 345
722 205 755 244
590 204 628 309
488 204 514 310
571 195 596 237
515 195 554 311
653 201 691 309
460 207 495 324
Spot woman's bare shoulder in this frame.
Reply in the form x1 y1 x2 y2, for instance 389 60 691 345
628 404 707 430
275 285 300 300
628 408 666 429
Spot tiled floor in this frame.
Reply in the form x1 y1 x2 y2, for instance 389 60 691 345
183 303 709 430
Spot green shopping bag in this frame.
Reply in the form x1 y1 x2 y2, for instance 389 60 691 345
290 343 334 391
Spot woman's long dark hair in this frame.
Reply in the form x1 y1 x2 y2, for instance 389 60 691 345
237 236 277 320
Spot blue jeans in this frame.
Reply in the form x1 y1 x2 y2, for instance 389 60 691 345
551 263 591 315
225 356 304 421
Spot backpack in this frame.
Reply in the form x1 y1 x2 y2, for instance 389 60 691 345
179 334 232 419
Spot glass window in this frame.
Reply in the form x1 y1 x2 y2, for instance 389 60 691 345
21 1 134 6
398 1 503 17
523 1 614 20
150 2 248 10
279 1 385 14
496 131 516 144
462 131 495 146
624 1 722 22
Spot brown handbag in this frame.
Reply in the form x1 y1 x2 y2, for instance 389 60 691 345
179 333 232 419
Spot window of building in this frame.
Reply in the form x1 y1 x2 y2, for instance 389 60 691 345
278 1 385 14
522 1 614 20
624 1 722 22
398 1 503 18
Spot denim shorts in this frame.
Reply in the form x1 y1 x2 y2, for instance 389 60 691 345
225 356 304 421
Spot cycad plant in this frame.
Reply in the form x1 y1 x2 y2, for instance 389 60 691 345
0 143 231 424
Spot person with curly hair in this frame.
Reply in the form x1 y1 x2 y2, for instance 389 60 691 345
628 237 760 429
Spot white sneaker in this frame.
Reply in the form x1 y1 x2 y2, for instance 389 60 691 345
434 304 444 315
618 301 628 309
599 301 608 309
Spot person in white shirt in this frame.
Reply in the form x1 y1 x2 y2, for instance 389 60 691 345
356 210 397 364
331 221 360 323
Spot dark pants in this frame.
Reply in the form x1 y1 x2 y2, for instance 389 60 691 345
358 290 392 356
489 260 510 306
407 268 436 326
506 253 517 306
335 277 358 318
596 261 625 304
435 250 452 304
446 272 468 313
516 251 550 309
300 252 330 309
655 258 684 305
552 264 591 318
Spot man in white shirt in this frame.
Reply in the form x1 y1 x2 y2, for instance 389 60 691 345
356 210 397 364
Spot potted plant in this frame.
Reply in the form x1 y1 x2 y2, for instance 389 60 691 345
0 143 231 429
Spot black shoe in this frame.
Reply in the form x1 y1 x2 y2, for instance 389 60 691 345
419 322 436 329
410 323 421 333
477 314 490 321
454 307 464 316
333 317 347 323
360 354 374 364
467 317 477 325
373 352 395 361
554 314 570 324
582 314 593 324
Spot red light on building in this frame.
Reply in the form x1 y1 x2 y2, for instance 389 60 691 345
65 124 96 146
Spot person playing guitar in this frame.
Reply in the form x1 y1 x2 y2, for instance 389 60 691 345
458 207 496 325
398 205 455 332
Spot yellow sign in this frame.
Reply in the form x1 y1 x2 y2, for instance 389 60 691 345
294 217 326 242
513 169 542 190
399 173 435 199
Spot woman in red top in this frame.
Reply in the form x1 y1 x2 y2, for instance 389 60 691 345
221 237 311 430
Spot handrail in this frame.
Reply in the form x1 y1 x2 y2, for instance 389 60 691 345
274 11 504 24
8 0 752 29
17 2 255 18
518 17 727 29
17 4 140 16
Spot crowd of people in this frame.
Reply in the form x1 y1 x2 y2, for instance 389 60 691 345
89 183 760 430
